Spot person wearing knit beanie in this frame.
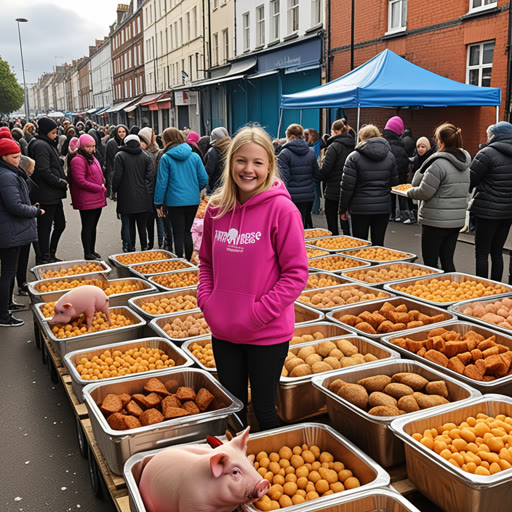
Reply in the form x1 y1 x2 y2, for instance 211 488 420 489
19 155 35 175
68 137 80 155
0 138 21 157
416 136 431 153
124 134 140 146
37 117 58 136
384 116 405 136
186 131 200 146
0 131 14 140
210 127 229 142
138 127 153 146
79 133 96 148
487 121 512 141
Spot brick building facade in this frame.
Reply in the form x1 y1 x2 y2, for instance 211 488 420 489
328 0 509 154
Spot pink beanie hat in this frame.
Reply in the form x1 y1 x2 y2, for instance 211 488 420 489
79 133 95 147
68 137 80 154
384 116 404 135
186 131 200 146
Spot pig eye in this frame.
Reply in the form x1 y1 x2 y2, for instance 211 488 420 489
232 467 241 477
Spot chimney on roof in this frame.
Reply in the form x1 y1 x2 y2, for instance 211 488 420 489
117 4 129 24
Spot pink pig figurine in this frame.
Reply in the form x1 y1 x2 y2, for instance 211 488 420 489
138 427 270 512
48 285 110 328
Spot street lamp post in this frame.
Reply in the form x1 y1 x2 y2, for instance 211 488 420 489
16 18 29 121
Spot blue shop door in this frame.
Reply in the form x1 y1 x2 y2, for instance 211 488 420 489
227 81 248 134
247 74 280 139
282 68 321 134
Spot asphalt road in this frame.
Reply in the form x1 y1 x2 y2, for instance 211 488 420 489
1 198 506 512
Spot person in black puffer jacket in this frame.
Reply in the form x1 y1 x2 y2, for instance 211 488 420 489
470 121 512 282
319 119 355 235
112 134 154 252
204 127 231 194
28 116 68 264
382 116 410 222
278 124 320 228
105 124 128 198
340 124 398 246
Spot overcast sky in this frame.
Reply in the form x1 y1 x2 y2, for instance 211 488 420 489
0 0 122 84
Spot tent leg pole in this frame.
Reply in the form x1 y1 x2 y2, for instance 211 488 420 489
300 110 303 125
277 109 283 139
497 106 500 123
356 107 360 140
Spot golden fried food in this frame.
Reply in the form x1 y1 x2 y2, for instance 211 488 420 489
304 229 331 239
50 312 134 340
368 405 401 416
182 401 200 414
392 184 413 192
126 400 144 417
329 379 347 394
398 395 420 413
298 286 388 309
163 406 191 419
308 255 370 271
338 383 369 409
189 341 216 368
100 394 123 415
368 392 397 408
139 408 165 426
460 297 512 331
161 395 182 409
115 251 173 265
132 260 192 275
305 247 330 259
139 294 198 315
176 386 197 402
344 247 412 262
357 375 392 393
393 277 510 303
161 313 210 339
305 274 344 290
310 236 370 251
151 269 199 289
344 263 437 284
75 346 176 381
40 262 105 279
195 387 215 411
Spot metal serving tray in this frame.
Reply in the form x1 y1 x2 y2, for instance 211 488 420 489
312 359 480 467
297 283 393 313
277 336 400 423
338 246 417 265
291 322 355 345
389 394 512 512
28 272 109 304
308 254 372 273
304 245 331 259
123 422 390 512
128 258 196 279
109 250 177 268
63 337 194 402
128 289 199 320
384 272 512 308
31 259 112 280
40 305 146 357
326 296 454 340
294 301 324 325
380 320 512 396
181 337 216 376
148 268 199 291
339 262 443 288
305 272 354 290
304 228 332 239
150 310 210 345
306 235 371 253
83 367 243 475
448 295 512 336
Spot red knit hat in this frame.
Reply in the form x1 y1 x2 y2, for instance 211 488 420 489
0 138 21 156
0 126 11 133
0 130 13 140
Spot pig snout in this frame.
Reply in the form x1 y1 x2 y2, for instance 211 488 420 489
250 479 270 501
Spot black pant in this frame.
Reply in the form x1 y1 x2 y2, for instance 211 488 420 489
295 201 314 229
0 247 21 321
474 217 512 282
37 200 66 261
79 208 102 256
167 205 197 260
421 225 460 272
351 213 389 246
146 210 156 250
324 199 340 235
128 213 149 251
16 243 31 287
212 337 289 431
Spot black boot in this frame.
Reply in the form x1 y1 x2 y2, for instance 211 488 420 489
49 251 62 263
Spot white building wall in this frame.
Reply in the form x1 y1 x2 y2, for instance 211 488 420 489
235 0 324 56
71 70 80 112
91 40 113 108
55 80 66 110
143 0 158 94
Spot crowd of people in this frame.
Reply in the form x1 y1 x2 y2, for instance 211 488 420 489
2 113 512 431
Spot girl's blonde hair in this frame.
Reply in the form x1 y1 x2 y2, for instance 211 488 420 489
358 124 381 142
209 126 279 218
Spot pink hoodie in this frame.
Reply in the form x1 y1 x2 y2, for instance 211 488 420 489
198 179 308 346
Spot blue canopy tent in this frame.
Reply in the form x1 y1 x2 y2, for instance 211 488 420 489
278 49 501 135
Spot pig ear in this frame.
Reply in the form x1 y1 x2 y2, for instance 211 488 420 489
62 303 73 309
231 426 251 453
210 452 229 478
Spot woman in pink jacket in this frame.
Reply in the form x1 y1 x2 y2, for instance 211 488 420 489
69 134 107 260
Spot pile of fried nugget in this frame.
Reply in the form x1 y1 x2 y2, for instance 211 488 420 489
390 327 512 381
334 301 449 335
100 378 216 430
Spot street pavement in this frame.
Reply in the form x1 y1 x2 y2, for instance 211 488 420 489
1 198 507 511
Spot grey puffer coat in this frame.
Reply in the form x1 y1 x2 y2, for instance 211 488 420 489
407 150 471 228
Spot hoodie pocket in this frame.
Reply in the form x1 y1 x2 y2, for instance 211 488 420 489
202 289 260 341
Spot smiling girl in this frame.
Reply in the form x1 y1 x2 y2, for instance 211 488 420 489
198 126 308 431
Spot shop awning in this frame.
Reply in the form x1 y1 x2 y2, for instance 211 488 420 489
139 93 163 106
156 92 171 110
86 107 99 114
105 99 138 113
248 70 279 80
195 57 257 88
94 106 110 115
199 74 245 87
284 64 321 74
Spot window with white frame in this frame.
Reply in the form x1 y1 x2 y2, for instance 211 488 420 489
221 0 226 5
256 5 265 46
223 29 229 63
213 33 219 66
242 12 250 51
288 0 299 33
180 18 183 46
192 7 197 38
467 40 495 87
213 0 218 8
469 0 497 12
312 0 322 25
388 0 407 32
189 55 193 81
270 0 280 41
187 12 191 41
